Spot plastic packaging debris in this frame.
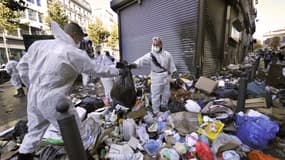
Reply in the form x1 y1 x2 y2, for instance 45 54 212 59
174 142 187 154
218 80 225 88
160 148 180 160
195 141 214 160
144 140 161 156
136 125 149 144
107 144 134 160
122 119 136 141
42 125 62 145
222 150 240 160
185 99 201 113
185 132 198 147
236 114 279 150
197 121 224 141
76 107 87 121
246 109 269 119
248 150 279 160
173 133 181 142
212 133 242 154
128 137 140 150
148 122 158 133
169 112 199 135
143 111 154 125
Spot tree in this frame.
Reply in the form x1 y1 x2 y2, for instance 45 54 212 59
87 18 110 47
107 24 119 49
46 0 68 28
0 0 26 32
270 36 281 50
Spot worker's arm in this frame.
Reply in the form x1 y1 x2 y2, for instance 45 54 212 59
134 53 152 68
67 49 120 77
16 53 30 87
5 63 12 75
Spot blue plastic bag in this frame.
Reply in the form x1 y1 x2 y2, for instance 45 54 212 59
235 114 279 150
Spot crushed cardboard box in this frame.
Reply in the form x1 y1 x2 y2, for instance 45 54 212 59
195 76 218 94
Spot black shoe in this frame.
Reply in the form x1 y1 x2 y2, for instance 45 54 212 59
14 88 25 97
18 153 33 160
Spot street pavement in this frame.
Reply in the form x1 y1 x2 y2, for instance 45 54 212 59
0 82 27 132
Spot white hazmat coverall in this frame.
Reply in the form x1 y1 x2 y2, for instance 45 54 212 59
17 22 119 154
96 54 116 101
134 49 176 114
5 60 22 89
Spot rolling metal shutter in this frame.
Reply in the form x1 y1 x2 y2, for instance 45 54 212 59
202 0 226 75
119 0 199 75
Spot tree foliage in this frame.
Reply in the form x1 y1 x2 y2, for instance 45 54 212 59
46 0 68 28
0 0 26 32
87 18 110 47
107 24 119 49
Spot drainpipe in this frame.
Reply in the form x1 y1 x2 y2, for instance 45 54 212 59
196 0 206 78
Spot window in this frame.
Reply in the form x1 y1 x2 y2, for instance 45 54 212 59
36 0 41 6
28 9 37 21
27 0 34 3
38 13 43 23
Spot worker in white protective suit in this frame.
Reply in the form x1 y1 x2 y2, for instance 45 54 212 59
5 56 25 97
96 51 116 103
129 37 177 115
16 22 120 160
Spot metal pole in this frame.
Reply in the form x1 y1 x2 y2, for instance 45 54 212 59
56 100 88 160
236 72 248 112
2 31 9 61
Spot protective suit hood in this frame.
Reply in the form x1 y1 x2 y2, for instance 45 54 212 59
50 21 76 46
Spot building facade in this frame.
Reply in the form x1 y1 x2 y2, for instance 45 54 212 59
50 0 92 31
263 29 285 48
0 0 48 65
111 0 257 76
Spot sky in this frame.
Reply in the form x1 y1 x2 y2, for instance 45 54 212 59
253 0 285 40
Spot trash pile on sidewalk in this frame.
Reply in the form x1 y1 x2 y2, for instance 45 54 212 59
1 55 285 160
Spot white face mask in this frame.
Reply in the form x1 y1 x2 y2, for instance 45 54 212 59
152 45 161 53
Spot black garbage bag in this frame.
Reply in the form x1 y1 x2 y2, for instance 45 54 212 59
78 96 105 113
168 100 186 113
0 120 28 142
111 67 136 108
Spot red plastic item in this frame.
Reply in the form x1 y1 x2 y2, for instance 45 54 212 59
195 141 214 160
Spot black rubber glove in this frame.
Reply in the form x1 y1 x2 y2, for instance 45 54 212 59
128 63 137 69
172 71 179 79
116 62 126 68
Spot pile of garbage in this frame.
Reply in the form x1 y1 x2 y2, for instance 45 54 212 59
1 54 285 160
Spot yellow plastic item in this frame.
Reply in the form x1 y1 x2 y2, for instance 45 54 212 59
197 121 224 141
